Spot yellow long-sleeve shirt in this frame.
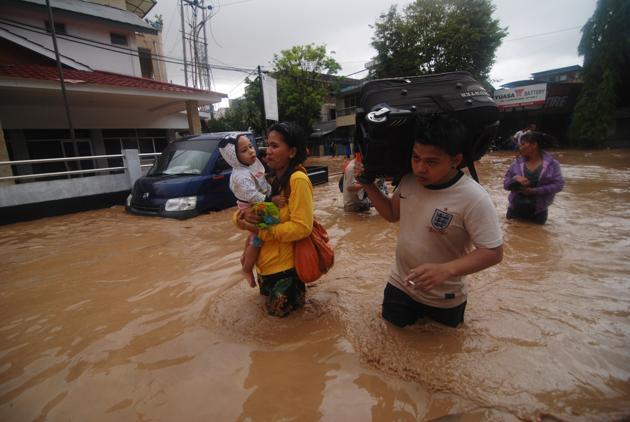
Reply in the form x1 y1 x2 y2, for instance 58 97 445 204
234 170 314 276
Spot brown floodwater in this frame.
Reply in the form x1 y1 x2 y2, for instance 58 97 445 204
0 150 629 421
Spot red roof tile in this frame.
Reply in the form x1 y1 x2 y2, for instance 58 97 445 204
0 64 225 97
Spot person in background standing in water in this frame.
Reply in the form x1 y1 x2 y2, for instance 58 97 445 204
235 122 313 317
512 123 537 148
504 131 564 225
355 115 503 328
342 157 371 212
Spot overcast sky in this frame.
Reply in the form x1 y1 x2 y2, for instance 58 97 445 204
152 0 597 108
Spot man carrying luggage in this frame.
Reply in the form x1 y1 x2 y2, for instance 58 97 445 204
355 115 503 328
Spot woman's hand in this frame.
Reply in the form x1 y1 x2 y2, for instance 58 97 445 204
271 194 286 208
405 263 452 291
237 209 260 234
514 176 529 186
521 187 536 196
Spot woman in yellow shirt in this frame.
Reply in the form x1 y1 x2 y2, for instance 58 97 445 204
236 122 314 317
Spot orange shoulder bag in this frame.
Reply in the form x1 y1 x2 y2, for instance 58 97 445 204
294 219 334 283
280 168 334 283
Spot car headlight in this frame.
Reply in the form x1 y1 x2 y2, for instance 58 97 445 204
164 196 197 212
126 193 132 207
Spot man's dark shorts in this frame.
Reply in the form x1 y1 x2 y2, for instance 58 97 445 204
382 283 466 328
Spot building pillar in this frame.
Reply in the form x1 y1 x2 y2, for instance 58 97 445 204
186 100 201 135
0 121 13 185
122 149 141 189
6 130 32 176
90 129 109 169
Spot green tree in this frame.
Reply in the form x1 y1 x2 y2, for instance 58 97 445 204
370 0 507 84
206 76 264 134
569 0 630 147
271 44 341 132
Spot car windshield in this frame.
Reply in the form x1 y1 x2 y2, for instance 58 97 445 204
149 139 218 176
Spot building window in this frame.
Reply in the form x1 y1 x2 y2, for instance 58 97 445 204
138 48 154 79
44 21 66 35
110 33 128 46
329 108 336 120
345 93 359 109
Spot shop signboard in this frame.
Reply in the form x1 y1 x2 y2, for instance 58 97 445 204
494 83 547 109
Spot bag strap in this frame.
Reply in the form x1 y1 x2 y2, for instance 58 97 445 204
466 155 479 182
280 165 309 199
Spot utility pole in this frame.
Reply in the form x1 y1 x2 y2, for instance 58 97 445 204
201 2 211 91
258 65 267 136
180 0 213 91
45 0 78 172
180 0 188 86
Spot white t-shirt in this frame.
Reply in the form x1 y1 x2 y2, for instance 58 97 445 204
342 160 370 210
389 172 503 308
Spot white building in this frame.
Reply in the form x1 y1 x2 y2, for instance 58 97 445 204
0 0 226 180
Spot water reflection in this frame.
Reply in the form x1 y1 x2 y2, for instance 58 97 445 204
238 336 338 422
0 150 629 421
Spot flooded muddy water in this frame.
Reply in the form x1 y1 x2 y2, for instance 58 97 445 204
1 150 629 421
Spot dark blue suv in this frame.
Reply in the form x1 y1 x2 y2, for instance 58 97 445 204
126 132 249 219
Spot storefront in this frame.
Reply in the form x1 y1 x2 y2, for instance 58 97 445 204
494 82 582 147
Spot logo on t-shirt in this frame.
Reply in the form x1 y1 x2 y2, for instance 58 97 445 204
431 208 453 231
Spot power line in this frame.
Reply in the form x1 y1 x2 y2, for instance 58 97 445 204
0 17 257 74
228 70 257 94
342 26 585 77
504 26 582 42
216 0 259 7
342 68 368 78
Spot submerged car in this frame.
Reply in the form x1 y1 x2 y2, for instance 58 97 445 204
126 132 245 219
126 131 329 219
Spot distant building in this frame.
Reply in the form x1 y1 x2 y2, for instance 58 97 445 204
307 76 361 156
493 65 584 147
0 0 225 182
530 65 582 84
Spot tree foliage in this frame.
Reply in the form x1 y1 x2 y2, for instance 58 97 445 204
207 44 340 135
569 0 630 147
369 0 507 84
271 44 341 132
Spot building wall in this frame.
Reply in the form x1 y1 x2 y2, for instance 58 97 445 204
0 3 141 76
135 32 168 82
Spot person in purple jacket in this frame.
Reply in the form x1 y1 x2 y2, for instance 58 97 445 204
503 131 564 224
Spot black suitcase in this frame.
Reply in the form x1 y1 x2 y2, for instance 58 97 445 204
354 71 499 183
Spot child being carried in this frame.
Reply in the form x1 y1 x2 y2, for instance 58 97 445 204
219 134 285 287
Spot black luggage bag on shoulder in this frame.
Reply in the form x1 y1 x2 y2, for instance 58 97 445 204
354 71 499 183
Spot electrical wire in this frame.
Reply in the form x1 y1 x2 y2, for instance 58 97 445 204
0 17 256 74
504 26 581 42
227 70 257 94
342 68 368 78
216 0 259 8
1 15 584 89
1 18 344 86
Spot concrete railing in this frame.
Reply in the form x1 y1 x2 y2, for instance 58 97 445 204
0 149 155 208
